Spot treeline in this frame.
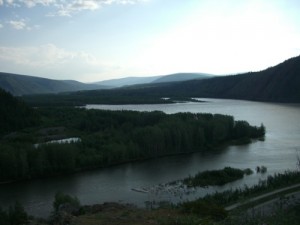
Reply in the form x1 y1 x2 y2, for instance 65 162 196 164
182 167 253 187
21 88 174 107
0 89 38 135
0 108 265 182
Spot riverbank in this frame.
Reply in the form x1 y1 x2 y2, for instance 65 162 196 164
27 178 300 225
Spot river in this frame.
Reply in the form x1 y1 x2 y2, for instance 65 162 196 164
0 98 299 217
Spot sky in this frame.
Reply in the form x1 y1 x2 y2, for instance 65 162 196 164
0 0 300 82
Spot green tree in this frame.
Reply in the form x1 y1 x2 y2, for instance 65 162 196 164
53 192 80 213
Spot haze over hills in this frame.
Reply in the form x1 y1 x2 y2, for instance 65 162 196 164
0 72 109 96
94 76 162 87
151 73 213 83
0 72 214 96
94 73 213 87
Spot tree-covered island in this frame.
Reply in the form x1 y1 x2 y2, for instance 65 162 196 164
0 88 265 183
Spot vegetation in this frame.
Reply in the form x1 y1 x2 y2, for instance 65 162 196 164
0 104 265 182
221 202 300 225
182 167 252 187
192 170 300 207
0 202 29 225
0 88 38 135
53 192 80 213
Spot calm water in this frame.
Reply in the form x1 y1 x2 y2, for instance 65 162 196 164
1 99 300 217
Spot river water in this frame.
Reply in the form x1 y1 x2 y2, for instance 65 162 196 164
1 98 299 217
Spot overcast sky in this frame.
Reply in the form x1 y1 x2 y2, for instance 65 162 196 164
0 0 300 82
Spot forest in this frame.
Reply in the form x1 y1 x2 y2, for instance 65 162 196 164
0 89 265 182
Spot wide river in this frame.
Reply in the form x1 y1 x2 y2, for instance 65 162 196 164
1 98 300 217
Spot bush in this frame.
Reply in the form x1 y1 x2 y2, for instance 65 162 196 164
53 192 80 213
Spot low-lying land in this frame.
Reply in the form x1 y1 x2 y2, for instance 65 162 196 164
0 103 265 183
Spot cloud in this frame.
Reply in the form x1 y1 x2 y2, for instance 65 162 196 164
4 0 21 7
0 0 148 16
54 0 100 17
61 0 147 16
8 19 27 30
0 44 78 66
20 0 56 8
7 18 39 30
0 43 118 81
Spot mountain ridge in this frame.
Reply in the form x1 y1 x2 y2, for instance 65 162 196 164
0 72 109 96
0 72 214 95
165 55 300 102
94 73 212 87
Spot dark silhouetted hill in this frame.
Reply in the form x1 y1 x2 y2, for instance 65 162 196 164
161 55 300 102
0 88 38 135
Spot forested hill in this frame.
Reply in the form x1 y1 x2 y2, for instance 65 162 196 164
0 72 108 96
21 55 300 106
157 55 300 102
0 88 38 135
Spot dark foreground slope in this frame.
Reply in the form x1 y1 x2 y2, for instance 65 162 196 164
0 88 38 135
0 72 107 95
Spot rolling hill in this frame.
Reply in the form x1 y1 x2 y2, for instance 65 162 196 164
95 73 213 87
21 55 300 105
159 55 300 102
0 72 109 96
94 76 162 87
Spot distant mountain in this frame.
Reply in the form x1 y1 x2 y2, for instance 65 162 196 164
21 55 300 105
94 73 213 88
0 72 109 96
94 76 162 87
150 55 300 102
151 73 213 83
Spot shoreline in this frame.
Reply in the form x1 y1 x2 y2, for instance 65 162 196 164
0 138 260 185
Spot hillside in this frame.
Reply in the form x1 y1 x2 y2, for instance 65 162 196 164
22 55 300 105
0 72 108 96
161 55 300 102
0 88 38 135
